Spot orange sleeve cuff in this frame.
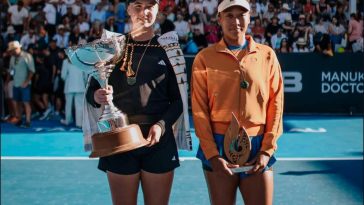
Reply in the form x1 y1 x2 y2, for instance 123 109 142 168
203 147 219 160
260 132 279 157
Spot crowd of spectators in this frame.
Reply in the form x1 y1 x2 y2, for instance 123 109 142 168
0 0 363 127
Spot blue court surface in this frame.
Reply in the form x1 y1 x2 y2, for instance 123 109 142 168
1 115 363 205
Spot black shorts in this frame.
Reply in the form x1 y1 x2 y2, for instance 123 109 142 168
98 124 180 175
33 83 52 95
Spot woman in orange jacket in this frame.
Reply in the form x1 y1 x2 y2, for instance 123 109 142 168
191 0 284 204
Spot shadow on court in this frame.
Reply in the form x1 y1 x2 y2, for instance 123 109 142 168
281 169 336 176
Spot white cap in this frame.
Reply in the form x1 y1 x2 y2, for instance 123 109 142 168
7 41 22 51
282 3 290 10
218 0 250 13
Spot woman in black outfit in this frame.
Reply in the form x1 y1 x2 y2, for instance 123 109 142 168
86 0 183 204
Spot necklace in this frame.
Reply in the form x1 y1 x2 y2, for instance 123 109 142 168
126 37 152 86
228 48 250 89
226 39 250 89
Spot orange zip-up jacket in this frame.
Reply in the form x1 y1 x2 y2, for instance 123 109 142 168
191 36 284 160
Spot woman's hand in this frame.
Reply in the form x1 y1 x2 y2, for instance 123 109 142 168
146 124 162 146
209 156 239 176
94 85 113 105
244 152 270 174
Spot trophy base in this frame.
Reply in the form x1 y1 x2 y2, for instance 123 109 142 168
89 124 149 158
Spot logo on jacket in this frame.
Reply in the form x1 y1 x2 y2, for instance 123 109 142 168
158 60 166 66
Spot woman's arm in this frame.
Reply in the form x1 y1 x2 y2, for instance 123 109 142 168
191 53 218 160
261 50 284 157
155 61 183 135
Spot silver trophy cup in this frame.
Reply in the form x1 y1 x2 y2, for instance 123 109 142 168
65 30 149 158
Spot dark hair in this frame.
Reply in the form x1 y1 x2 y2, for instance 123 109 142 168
350 13 360 21
279 38 290 49
331 16 340 26
190 13 201 25
127 0 159 6
17 0 24 6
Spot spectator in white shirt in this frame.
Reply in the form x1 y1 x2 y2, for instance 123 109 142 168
90 3 106 23
78 15 91 34
259 0 269 15
250 0 263 14
174 13 190 45
100 0 111 11
278 4 292 24
7 0 29 35
263 3 275 22
83 0 95 17
189 0 203 15
202 0 218 17
314 16 329 34
20 29 37 50
271 28 287 50
56 0 68 16
90 0 101 6
63 0 75 6
43 0 58 38
71 0 83 16
52 25 69 48
60 56 86 127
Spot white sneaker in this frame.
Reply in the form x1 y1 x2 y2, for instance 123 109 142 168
60 119 69 126
39 108 52 120
2 114 10 121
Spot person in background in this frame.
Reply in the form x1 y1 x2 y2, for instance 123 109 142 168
52 50 66 119
303 0 315 15
20 29 37 50
39 40 59 120
174 12 190 46
264 16 280 45
68 25 87 46
7 41 35 128
328 16 346 51
250 18 265 40
157 12 175 34
347 12 363 52
2 45 17 123
90 3 106 24
104 16 118 32
189 13 204 35
271 28 287 51
52 24 70 49
43 0 58 38
7 0 29 35
191 0 284 204
114 0 126 33
192 28 208 51
33 52 53 120
204 16 220 45
293 37 310 52
60 55 86 127
278 37 292 53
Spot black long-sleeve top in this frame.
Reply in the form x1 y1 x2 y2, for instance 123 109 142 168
86 35 182 135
